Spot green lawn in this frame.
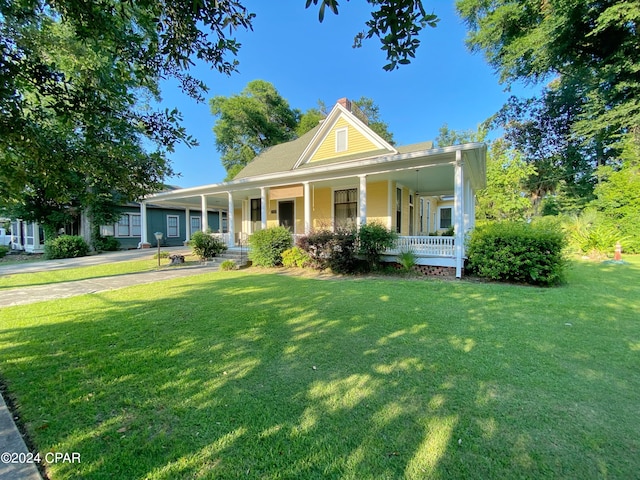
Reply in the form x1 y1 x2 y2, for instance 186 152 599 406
0 258 638 479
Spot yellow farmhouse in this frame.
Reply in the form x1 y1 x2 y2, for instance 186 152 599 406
144 99 487 277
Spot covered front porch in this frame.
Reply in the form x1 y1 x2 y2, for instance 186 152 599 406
144 143 486 277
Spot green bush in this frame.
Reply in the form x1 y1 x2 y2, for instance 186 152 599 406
0 245 8 258
189 231 227 260
396 248 417 272
282 246 311 268
153 251 170 259
92 233 120 252
357 222 397 271
466 221 567 286
298 228 360 273
44 235 90 259
248 226 292 267
220 259 237 271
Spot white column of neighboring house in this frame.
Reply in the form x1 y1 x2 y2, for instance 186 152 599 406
260 187 267 230
359 174 367 226
184 207 191 243
303 182 311 234
140 201 149 246
200 195 208 232
227 191 235 247
454 150 465 278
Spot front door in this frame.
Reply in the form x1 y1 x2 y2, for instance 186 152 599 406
278 200 294 232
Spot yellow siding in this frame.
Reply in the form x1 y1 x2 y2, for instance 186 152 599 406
366 181 390 226
310 117 380 162
311 187 332 229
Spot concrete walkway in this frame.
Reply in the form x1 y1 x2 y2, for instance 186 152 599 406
0 247 220 307
0 247 221 479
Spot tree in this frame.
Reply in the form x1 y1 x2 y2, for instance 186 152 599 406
476 140 536 223
486 80 609 215
1 0 254 234
456 0 640 142
352 97 395 145
589 132 640 253
210 81 300 180
434 123 484 147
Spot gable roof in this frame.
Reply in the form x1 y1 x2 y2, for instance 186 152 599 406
233 124 321 180
233 101 400 180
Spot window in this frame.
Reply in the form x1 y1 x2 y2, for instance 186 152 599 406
335 127 348 152
439 207 452 229
116 213 141 237
100 225 115 237
190 216 201 236
250 199 261 222
334 188 357 229
396 188 402 233
167 215 179 237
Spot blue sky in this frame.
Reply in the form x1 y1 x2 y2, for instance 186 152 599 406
160 1 535 188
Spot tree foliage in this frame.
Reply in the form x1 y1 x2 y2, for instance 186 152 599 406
476 140 536 223
210 80 300 180
306 0 439 70
457 0 640 141
0 0 254 232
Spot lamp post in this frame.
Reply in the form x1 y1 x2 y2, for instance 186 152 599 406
154 232 163 267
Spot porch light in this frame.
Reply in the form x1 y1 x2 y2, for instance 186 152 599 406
154 232 163 267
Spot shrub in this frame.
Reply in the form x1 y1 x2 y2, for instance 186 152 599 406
466 221 567 286
357 222 397 271
397 248 417 272
298 229 335 270
220 259 237 271
298 228 360 273
248 226 292 267
92 232 120 252
0 245 8 258
189 231 227 260
282 246 311 268
153 251 170 259
44 235 90 259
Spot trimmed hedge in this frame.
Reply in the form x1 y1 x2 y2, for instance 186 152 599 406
44 235 90 259
466 221 567 286
248 226 292 267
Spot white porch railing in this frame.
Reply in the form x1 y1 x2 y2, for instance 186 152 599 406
386 236 455 257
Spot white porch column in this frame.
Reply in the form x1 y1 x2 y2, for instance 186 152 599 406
227 191 235 247
260 187 268 230
200 195 208 232
184 207 191 243
140 201 149 246
359 174 367 227
454 150 465 278
303 182 311 234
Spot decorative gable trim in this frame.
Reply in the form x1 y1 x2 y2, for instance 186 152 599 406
293 102 397 169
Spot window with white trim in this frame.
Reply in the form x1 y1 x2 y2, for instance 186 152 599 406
116 213 141 237
335 127 348 152
334 188 357 229
439 207 452 229
190 216 201 236
167 215 179 237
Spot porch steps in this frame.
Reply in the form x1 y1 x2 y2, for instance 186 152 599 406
202 248 250 269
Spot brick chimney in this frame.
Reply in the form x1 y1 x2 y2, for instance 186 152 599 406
336 97 368 125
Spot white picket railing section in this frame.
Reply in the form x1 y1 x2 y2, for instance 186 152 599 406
386 236 455 257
